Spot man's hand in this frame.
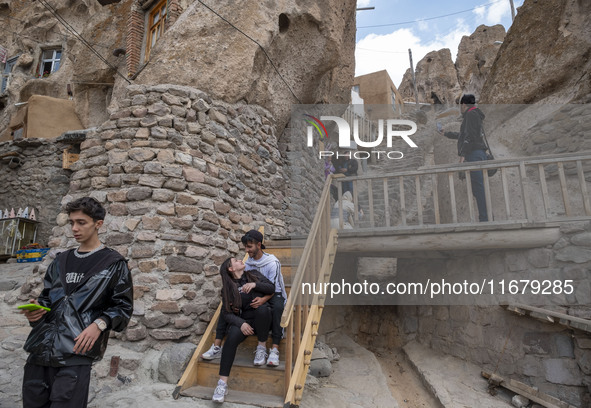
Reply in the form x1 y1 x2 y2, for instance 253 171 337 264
240 322 254 336
73 322 102 354
21 299 46 323
250 294 272 309
241 282 256 294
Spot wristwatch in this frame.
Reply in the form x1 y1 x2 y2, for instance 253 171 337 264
94 318 107 331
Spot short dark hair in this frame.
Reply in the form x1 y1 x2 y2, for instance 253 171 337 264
460 94 476 105
241 229 266 249
65 197 106 221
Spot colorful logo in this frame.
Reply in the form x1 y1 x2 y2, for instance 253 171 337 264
304 114 328 143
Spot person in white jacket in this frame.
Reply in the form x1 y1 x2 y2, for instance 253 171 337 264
331 190 356 229
242 229 286 367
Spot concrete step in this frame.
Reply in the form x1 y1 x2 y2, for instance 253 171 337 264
403 341 514 408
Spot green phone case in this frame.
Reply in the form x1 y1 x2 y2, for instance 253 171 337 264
17 303 51 312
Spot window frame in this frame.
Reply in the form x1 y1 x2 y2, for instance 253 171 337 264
1 55 19 94
145 0 168 61
38 48 62 78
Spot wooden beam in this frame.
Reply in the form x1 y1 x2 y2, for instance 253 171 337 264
519 162 533 222
577 160 591 216
337 227 561 253
465 170 475 223
557 162 572 216
504 304 591 333
415 175 423 225
538 164 550 219
448 173 458 224
431 173 440 225
482 371 578 408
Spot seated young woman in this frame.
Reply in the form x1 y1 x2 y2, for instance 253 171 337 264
212 257 275 403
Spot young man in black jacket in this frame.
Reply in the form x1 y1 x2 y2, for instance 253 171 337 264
440 94 489 222
21 197 133 408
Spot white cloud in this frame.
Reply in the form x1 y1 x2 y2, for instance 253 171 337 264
474 1 510 25
355 19 471 88
473 5 486 18
357 0 372 7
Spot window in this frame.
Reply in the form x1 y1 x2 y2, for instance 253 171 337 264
391 90 396 107
1 56 18 94
146 0 167 60
12 126 24 140
38 49 61 78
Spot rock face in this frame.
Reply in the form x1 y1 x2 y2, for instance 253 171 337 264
455 24 506 100
0 0 128 137
132 0 357 133
0 0 356 143
480 0 591 104
398 49 461 105
398 25 506 104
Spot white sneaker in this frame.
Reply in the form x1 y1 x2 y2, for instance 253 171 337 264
212 379 228 403
202 344 222 360
253 345 268 366
267 348 279 367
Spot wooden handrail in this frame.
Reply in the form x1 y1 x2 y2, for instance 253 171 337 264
278 173 339 407
332 152 591 229
281 174 335 327
335 150 591 181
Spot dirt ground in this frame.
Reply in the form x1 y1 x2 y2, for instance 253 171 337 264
372 347 442 408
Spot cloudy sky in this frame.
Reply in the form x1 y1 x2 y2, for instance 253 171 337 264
355 0 525 87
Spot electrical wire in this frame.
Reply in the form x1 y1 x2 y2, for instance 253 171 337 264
357 0 504 29
356 1 507 57
196 0 302 104
0 15 112 49
36 0 130 84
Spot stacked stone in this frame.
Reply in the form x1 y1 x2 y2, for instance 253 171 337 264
283 122 324 235
526 104 591 159
48 84 287 343
0 138 71 245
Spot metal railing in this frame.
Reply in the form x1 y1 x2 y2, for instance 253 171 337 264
332 151 591 230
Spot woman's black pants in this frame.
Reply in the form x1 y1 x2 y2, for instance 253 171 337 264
218 303 272 377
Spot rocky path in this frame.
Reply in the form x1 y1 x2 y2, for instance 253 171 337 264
0 261 401 408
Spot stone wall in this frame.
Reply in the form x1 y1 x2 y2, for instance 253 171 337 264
523 104 591 156
23 84 288 345
0 138 72 246
323 222 591 407
399 304 590 407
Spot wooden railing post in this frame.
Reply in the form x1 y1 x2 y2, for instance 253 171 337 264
577 160 591 216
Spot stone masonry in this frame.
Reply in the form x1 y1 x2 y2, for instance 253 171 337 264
327 221 591 407
17 84 288 346
0 138 72 245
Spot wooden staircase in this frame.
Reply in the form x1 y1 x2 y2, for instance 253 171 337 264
174 178 338 407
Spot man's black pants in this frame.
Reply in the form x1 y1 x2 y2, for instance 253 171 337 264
22 362 92 408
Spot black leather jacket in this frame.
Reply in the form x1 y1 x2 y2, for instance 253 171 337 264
24 248 133 367
221 270 274 329
444 106 487 157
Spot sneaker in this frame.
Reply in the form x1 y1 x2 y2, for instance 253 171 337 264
212 379 228 403
253 345 268 366
202 344 222 360
267 348 279 367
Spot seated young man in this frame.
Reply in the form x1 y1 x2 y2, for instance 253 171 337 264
202 229 286 367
